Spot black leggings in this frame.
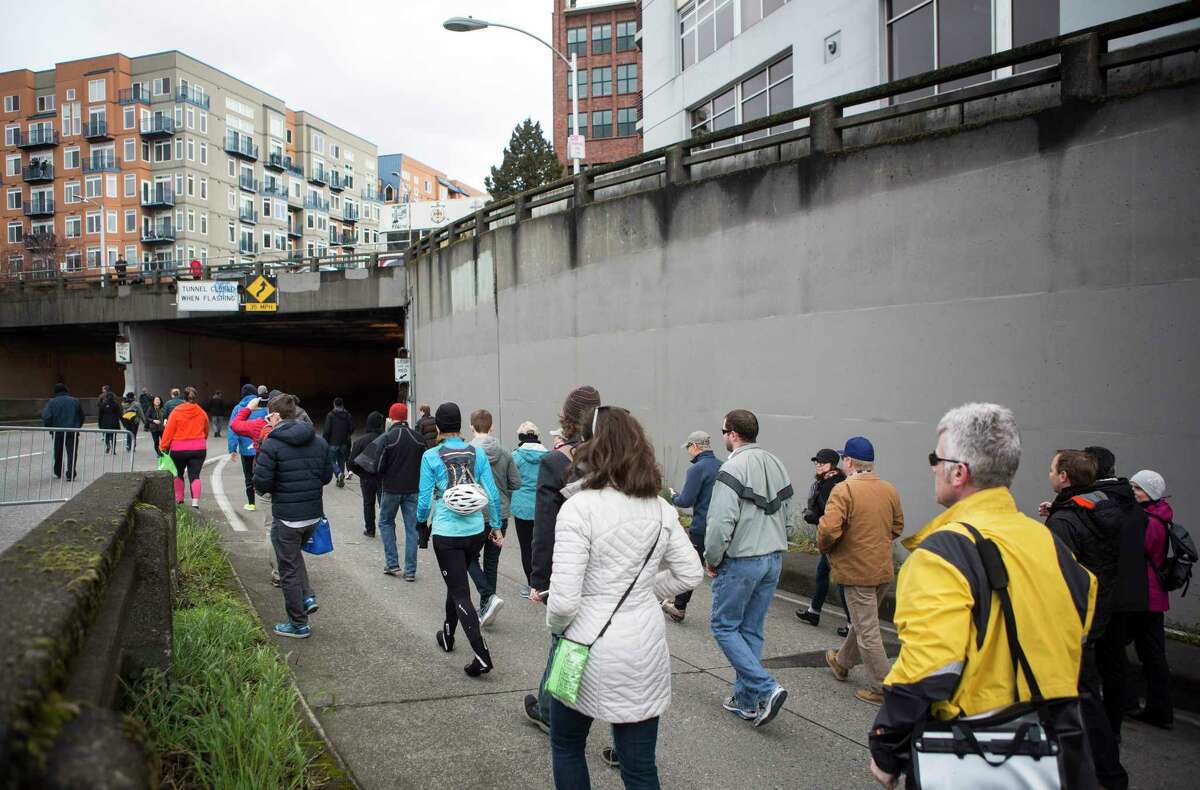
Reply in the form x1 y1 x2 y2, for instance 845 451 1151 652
514 517 534 585
240 453 255 505
170 450 205 482
433 532 488 659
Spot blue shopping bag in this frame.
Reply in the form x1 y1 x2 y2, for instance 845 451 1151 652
302 517 334 555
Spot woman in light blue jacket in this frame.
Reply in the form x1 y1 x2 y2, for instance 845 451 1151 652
510 421 549 598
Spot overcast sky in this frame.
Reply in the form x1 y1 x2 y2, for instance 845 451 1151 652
0 0 555 193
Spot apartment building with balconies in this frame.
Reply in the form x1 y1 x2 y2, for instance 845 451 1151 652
0 50 379 281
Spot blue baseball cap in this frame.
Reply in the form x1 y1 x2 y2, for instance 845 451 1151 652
841 436 874 463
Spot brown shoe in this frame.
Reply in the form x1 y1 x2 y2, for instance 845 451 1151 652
855 688 883 705
825 649 848 682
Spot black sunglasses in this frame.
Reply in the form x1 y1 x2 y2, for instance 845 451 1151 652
929 452 970 471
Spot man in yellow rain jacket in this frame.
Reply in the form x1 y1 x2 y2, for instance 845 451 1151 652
868 403 1097 788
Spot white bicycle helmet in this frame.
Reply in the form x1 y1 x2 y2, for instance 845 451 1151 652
441 483 489 515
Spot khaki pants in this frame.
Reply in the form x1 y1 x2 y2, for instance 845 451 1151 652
836 583 892 692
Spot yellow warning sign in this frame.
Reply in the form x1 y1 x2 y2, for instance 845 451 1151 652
242 275 278 312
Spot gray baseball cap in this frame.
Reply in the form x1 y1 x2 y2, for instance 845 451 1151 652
682 430 711 449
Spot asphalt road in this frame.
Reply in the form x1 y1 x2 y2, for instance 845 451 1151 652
199 437 1199 790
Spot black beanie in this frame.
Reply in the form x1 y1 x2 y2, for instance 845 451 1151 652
435 402 462 434
241 383 255 397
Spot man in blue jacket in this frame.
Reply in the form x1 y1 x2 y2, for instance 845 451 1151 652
42 383 85 480
228 383 268 511
662 430 722 623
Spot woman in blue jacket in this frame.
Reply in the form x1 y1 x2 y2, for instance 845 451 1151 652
416 403 502 678
228 384 269 511
510 421 549 598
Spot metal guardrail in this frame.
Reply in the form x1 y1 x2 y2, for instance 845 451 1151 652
408 1 1200 261
0 426 136 506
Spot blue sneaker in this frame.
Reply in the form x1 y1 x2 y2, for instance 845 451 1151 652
304 596 319 615
721 695 756 721
274 622 311 639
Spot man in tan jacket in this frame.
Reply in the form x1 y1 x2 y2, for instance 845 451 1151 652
816 436 904 705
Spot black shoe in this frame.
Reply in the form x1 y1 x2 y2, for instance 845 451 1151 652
836 625 849 638
383 566 400 576
523 694 549 734
363 530 376 538
464 648 493 677
601 746 620 768
436 626 455 653
1128 708 1174 730
336 475 345 488
796 609 820 627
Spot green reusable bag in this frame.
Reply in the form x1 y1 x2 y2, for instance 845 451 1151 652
157 453 178 477
545 527 662 706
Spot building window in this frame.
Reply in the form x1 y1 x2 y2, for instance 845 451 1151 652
5 189 19 210
87 79 106 103
85 176 102 199
200 177 207 200
124 173 135 197
64 182 80 203
36 94 56 113
4 95 19 113
199 111 207 134
86 211 101 235
61 102 81 137
592 110 613 139
680 0 735 70
3 125 17 146
107 210 117 234
616 21 637 51
617 63 638 94
617 107 638 136
200 213 207 235
592 67 612 97
125 209 137 233
123 138 136 162
690 54 793 143
591 24 612 55
6 222 22 244
570 112 588 138
568 68 588 100
152 77 171 96
200 142 207 165
65 215 81 238
566 27 587 58
124 106 135 130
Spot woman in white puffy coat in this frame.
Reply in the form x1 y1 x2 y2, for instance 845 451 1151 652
547 406 704 790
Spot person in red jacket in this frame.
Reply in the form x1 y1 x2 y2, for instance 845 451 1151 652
1128 469 1174 730
160 387 210 508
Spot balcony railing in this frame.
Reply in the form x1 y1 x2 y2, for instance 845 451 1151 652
308 167 327 185
118 86 151 105
22 231 58 250
239 206 259 224
286 223 302 238
140 116 175 138
84 120 112 141
341 205 360 222
265 153 292 172
83 155 119 174
285 161 305 179
262 180 288 199
175 88 210 110
304 195 329 212
22 162 55 182
239 239 260 256
328 172 345 192
23 198 56 218
142 222 176 243
361 187 378 202
142 185 175 208
16 128 59 149
224 133 259 160
238 174 259 193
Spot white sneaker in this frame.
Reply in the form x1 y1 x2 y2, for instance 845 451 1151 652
191 499 200 509
479 596 504 628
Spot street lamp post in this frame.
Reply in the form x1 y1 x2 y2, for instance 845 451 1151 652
79 194 107 287
443 15 582 175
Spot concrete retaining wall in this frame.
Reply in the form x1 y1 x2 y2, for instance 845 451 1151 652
410 81 1200 629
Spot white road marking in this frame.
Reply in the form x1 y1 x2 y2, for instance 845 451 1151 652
0 451 43 461
211 453 248 532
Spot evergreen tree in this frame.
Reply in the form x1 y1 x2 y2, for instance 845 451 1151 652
484 118 564 200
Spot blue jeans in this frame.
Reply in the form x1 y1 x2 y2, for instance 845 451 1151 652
331 444 348 476
378 491 419 574
710 552 783 710
811 553 847 613
550 697 660 790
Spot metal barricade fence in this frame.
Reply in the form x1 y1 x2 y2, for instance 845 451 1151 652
0 426 136 506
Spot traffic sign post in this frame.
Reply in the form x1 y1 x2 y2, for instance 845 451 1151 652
242 274 278 313
394 358 411 384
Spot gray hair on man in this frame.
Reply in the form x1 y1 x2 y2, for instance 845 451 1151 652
936 402 1021 489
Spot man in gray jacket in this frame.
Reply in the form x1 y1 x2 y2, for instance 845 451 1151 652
468 408 522 627
705 408 794 729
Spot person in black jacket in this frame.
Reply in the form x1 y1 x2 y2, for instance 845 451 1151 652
795 449 849 632
415 403 439 448
323 397 354 487
375 403 427 579
208 390 226 436
42 383 84 480
253 394 333 639
349 410 386 538
1042 449 1130 790
97 385 122 454
524 384 601 732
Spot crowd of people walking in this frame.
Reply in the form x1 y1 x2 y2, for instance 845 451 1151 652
36 378 1192 789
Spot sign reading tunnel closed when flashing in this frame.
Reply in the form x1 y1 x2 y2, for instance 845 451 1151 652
242 275 278 313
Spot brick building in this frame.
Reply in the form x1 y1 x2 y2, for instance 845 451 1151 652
552 0 642 170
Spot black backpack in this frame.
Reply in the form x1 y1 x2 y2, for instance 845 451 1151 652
438 444 479 489
1156 519 1197 596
